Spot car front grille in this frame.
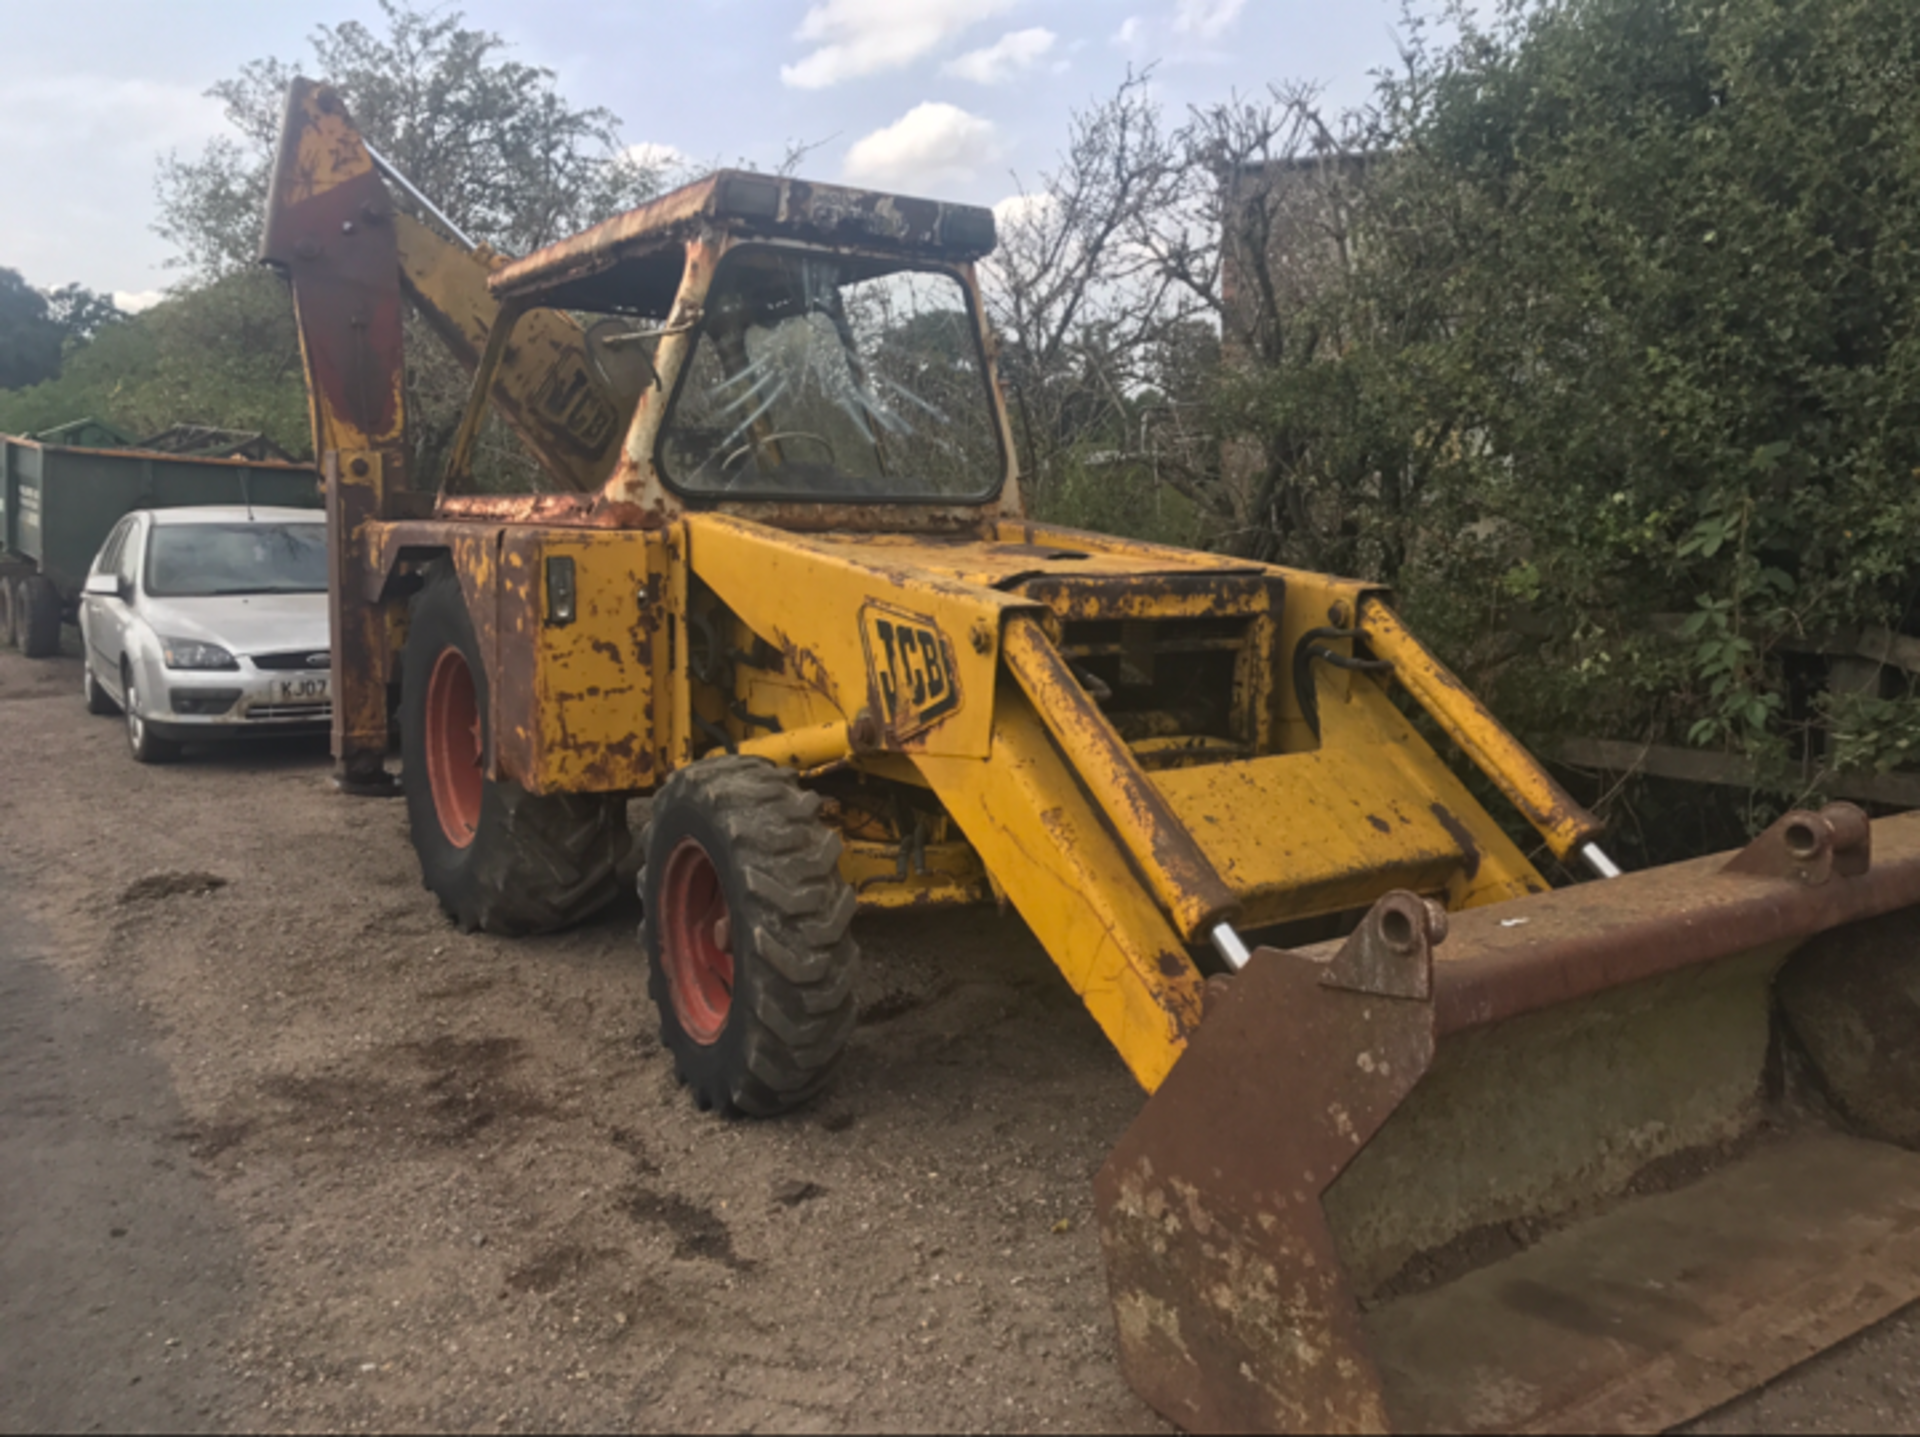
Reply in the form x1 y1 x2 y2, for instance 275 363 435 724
247 702 332 722
251 650 332 672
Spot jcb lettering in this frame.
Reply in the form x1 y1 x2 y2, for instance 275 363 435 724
860 604 964 740
533 360 617 459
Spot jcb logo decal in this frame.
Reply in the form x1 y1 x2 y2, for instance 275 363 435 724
532 358 618 459
860 602 962 739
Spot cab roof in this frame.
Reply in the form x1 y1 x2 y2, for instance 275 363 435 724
487 169 997 316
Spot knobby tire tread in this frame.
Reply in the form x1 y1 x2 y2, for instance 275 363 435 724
642 755 859 1117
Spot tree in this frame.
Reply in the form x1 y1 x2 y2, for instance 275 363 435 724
0 269 65 391
157 1 665 282
978 72 1379 551
0 273 307 453
148 2 671 489
42 285 125 346
1232 0 1920 800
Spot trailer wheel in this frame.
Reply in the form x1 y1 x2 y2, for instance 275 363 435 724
17 575 61 658
0 577 15 650
400 568 627 935
641 756 859 1117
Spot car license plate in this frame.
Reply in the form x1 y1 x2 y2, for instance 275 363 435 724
275 676 330 702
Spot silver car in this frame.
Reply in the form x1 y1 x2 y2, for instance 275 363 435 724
79 506 332 763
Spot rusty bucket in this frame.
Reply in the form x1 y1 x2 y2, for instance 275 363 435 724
1098 804 1920 1433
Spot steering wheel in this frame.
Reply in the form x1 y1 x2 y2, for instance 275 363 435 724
720 430 835 476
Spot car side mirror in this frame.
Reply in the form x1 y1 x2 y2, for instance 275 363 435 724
82 572 129 600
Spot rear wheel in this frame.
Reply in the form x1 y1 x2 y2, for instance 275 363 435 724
17 575 61 658
399 568 627 935
123 664 180 764
641 756 859 1116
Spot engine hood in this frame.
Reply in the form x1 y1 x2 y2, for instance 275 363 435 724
139 592 330 659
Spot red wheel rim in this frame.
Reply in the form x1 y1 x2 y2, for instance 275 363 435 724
424 646 483 848
660 838 734 1045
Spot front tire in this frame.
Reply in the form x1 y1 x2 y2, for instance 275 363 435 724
124 665 180 764
84 662 116 716
399 568 627 935
17 575 61 658
642 756 859 1116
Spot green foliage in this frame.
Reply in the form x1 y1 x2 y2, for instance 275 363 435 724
0 273 309 456
40 284 126 345
1824 686 1920 776
1034 453 1207 546
0 269 64 391
1220 0 1920 787
0 270 121 391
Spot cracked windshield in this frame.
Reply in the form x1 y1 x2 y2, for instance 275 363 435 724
661 250 1003 501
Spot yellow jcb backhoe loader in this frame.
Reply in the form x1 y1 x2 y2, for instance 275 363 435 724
264 78 1920 1433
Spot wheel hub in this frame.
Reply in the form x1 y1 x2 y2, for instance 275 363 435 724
424 646 484 848
660 838 734 1045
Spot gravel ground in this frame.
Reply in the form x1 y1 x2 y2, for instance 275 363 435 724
2 642 1918 1433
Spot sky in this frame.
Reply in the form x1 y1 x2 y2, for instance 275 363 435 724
0 0 1411 311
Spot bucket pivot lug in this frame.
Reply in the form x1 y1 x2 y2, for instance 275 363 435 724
1320 890 1446 1001
1726 802 1872 885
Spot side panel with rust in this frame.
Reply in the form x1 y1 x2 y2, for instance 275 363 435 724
497 527 664 793
685 514 1019 758
366 519 664 795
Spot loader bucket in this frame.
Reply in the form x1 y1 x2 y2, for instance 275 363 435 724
1097 803 1920 1434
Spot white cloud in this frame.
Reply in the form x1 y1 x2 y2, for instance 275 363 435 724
844 104 1002 190
782 0 1014 89
943 27 1056 85
1173 0 1249 40
991 191 1057 229
112 289 165 314
623 141 686 171
1112 16 1143 46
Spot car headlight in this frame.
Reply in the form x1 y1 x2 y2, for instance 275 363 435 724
160 637 239 670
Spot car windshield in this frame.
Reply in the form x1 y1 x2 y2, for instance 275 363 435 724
144 523 328 597
660 248 1004 502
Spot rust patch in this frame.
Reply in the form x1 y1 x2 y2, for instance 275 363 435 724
434 492 666 530
1015 572 1269 620
774 631 842 711
489 169 996 309
1429 803 1483 879
1096 940 1435 1432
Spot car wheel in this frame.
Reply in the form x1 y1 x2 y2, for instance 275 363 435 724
124 664 180 764
83 661 117 716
